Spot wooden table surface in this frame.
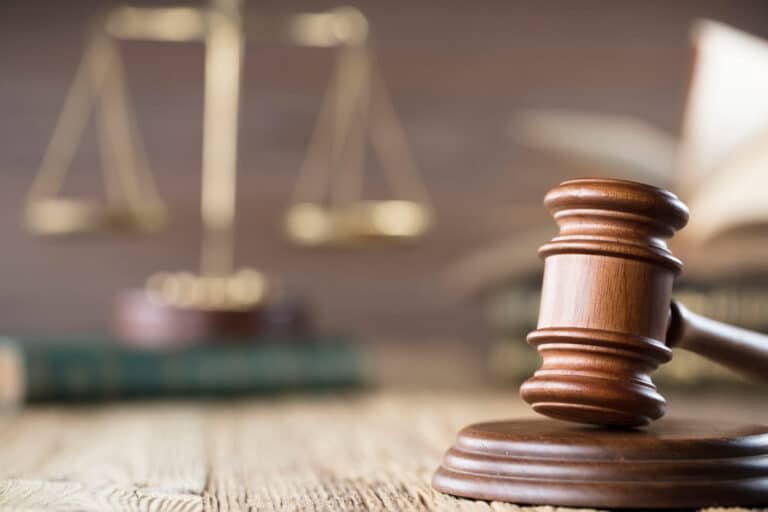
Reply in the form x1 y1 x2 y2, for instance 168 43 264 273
0 390 766 512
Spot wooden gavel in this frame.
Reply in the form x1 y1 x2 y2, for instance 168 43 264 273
520 178 768 428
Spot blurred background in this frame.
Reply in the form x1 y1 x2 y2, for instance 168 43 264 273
2 0 768 396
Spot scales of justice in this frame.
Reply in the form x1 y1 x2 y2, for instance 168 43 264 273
26 0 432 345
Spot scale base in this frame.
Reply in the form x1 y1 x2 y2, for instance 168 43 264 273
113 289 264 347
433 417 768 509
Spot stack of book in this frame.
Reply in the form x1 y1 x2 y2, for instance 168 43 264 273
0 336 367 407
1 297 367 406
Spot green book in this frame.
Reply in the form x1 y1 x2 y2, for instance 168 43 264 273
0 337 368 405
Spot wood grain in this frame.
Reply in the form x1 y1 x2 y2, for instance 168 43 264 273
0 391 766 511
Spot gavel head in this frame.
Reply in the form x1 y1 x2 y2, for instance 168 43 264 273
520 178 689 428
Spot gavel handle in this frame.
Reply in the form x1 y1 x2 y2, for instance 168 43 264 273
668 300 768 382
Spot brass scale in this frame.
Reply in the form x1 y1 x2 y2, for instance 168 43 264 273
25 0 432 316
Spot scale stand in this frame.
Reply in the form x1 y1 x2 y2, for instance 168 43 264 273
112 0 270 345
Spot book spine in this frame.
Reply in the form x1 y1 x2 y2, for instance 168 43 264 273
0 338 367 404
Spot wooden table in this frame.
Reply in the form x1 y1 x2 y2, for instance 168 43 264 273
0 390 766 511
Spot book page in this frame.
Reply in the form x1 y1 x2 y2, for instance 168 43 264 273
512 109 676 187
685 135 768 241
677 20 768 197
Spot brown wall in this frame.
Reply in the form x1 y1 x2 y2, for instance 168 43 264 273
2 0 767 341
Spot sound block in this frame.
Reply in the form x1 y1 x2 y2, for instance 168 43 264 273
433 418 768 509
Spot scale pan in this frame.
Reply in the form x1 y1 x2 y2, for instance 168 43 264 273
285 200 432 247
25 197 168 236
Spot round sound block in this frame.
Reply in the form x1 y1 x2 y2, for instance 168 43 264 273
433 418 768 509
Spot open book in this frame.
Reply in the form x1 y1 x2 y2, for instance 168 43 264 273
451 20 768 295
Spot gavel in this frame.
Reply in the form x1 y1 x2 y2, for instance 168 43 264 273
520 178 768 428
